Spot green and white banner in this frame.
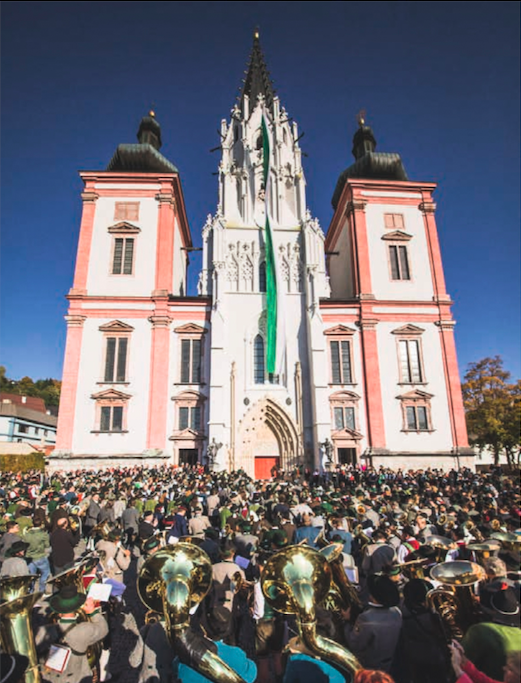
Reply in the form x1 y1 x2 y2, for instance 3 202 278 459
261 110 285 377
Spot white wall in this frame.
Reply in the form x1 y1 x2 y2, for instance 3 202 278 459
87 193 159 297
365 203 434 302
72 316 152 454
377 321 453 451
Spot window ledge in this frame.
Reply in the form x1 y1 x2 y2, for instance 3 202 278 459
174 383 206 387
401 429 435 434
96 382 130 386
397 382 428 387
90 430 129 435
328 383 358 388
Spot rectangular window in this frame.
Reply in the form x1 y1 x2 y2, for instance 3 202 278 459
333 406 355 430
406 405 429 431
179 406 202 432
330 340 352 384
18 424 28 434
112 238 134 275
180 339 202 384
100 406 123 432
114 202 140 221
399 340 423 383
384 213 405 229
104 337 128 383
389 245 410 280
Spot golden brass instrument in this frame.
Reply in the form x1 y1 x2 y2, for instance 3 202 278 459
320 543 363 628
426 560 486 641
261 544 361 679
138 543 249 683
89 520 112 540
0 591 43 683
423 535 457 564
464 521 484 543
467 541 501 565
396 557 429 580
0 575 37 603
48 555 102 672
353 524 370 551
48 554 99 595
490 532 521 554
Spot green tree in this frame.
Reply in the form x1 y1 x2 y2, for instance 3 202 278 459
462 356 520 467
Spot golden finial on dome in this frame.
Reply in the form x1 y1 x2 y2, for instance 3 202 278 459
357 109 367 127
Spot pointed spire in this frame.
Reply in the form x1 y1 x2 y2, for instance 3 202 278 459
240 29 276 114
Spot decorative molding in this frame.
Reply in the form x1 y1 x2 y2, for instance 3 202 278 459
98 320 135 333
148 315 171 328
419 201 437 214
173 323 207 335
435 320 456 330
81 191 98 203
356 318 379 330
397 389 434 401
171 390 207 402
91 388 131 401
324 324 356 336
391 324 425 336
107 221 141 235
65 315 87 328
381 230 412 242
358 293 376 300
329 390 361 401
346 199 367 215
156 192 175 205
331 427 364 440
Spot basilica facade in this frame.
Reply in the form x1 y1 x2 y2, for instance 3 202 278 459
54 34 473 475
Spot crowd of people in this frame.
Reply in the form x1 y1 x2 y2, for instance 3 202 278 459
0 462 519 683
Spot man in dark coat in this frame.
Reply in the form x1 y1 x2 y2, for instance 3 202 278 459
50 517 79 575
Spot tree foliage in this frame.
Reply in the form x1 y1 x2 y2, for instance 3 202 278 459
0 366 61 407
462 356 520 466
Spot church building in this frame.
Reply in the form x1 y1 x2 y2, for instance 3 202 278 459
54 33 474 475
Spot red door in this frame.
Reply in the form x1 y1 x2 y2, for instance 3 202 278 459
254 456 280 479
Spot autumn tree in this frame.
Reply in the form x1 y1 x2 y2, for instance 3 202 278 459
0 367 61 407
462 356 520 466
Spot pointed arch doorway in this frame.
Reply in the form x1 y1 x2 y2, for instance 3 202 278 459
237 398 299 479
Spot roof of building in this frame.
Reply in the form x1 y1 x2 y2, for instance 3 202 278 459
0 393 47 413
331 120 408 209
0 403 58 427
106 112 178 173
239 30 276 114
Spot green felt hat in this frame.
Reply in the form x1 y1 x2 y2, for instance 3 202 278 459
49 584 86 614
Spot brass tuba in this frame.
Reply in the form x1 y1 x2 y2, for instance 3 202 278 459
0 591 43 683
0 574 37 604
426 560 486 641
138 542 249 683
320 543 363 625
261 544 361 679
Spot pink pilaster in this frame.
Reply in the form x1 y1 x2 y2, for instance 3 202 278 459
437 320 469 448
71 186 98 294
359 318 386 448
55 315 86 449
347 198 374 299
154 183 176 294
420 196 450 302
146 313 171 449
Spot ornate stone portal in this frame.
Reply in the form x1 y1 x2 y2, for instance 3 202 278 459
237 398 300 476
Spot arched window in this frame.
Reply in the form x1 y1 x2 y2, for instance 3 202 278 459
259 261 267 292
254 335 265 384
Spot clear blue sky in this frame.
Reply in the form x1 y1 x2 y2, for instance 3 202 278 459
1 1 519 382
